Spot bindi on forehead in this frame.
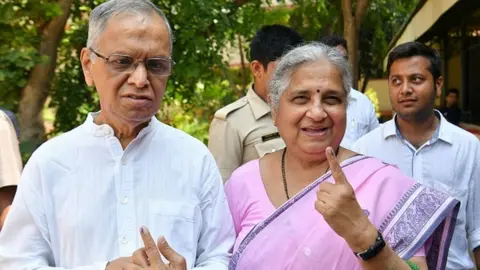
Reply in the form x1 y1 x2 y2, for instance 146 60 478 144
316 89 320 93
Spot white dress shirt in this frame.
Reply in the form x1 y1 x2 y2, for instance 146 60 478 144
352 111 480 270
0 113 235 270
340 88 379 149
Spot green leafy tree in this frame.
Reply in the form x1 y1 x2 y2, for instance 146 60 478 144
357 0 418 92
0 0 73 156
289 0 418 91
0 0 417 157
0 0 270 149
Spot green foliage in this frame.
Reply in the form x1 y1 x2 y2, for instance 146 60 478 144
289 0 339 41
289 0 418 88
47 0 271 137
358 0 418 82
0 0 418 154
0 0 56 110
49 3 98 135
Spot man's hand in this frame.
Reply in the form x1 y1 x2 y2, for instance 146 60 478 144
131 226 187 270
105 257 141 270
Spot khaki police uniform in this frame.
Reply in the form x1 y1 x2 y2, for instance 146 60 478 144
208 86 285 182
0 110 22 188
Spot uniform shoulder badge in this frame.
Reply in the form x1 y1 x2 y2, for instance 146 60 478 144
214 97 248 120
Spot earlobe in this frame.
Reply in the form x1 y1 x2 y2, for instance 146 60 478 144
436 77 444 97
80 48 95 87
250 60 263 78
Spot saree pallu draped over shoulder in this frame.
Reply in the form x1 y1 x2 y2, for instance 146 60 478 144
229 156 460 270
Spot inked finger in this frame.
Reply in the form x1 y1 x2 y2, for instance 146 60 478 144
139 226 164 267
325 147 347 185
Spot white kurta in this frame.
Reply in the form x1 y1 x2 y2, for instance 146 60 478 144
0 113 235 270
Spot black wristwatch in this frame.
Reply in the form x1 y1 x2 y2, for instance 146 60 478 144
354 230 386 261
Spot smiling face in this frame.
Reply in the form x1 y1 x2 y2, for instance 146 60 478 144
80 12 171 128
272 59 347 161
388 56 443 121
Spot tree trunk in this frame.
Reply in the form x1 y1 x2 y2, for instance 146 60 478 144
341 0 370 90
18 0 73 147
361 74 370 93
237 34 248 93
343 16 358 89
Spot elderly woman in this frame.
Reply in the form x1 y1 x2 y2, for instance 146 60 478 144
225 43 459 270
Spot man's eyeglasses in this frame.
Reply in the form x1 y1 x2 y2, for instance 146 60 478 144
89 48 174 76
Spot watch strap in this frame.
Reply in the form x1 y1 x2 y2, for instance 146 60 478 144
354 230 386 261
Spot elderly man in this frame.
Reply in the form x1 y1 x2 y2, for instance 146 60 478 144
0 0 234 269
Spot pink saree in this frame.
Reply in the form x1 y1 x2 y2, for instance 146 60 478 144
228 156 459 270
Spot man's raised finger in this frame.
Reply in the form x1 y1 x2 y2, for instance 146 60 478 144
139 226 164 267
325 147 347 185
158 236 187 268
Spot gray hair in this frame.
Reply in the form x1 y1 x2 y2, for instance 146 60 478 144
87 0 173 53
268 42 352 109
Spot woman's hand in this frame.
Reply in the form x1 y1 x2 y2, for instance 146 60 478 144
315 147 429 270
314 147 377 252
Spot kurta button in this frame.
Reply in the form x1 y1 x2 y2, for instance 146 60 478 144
121 236 128 244
121 196 128 204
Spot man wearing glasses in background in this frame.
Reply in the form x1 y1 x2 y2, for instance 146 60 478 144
0 0 234 269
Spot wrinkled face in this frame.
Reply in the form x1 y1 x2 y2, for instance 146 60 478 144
446 92 458 107
81 12 171 126
388 56 442 121
272 60 347 160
